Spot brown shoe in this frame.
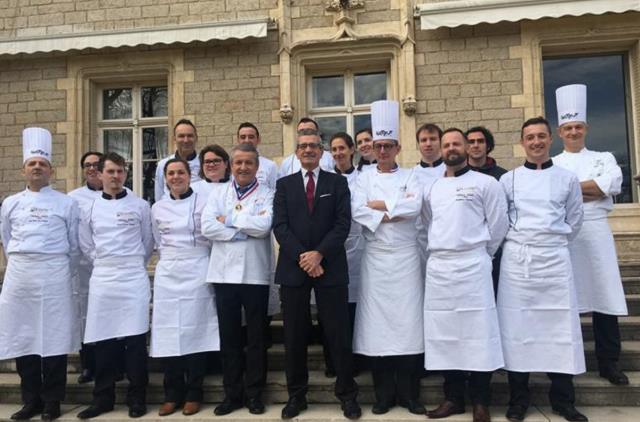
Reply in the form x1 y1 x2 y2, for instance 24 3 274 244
158 402 178 417
427 400 465 419
473 404 491 422
182 402 200 416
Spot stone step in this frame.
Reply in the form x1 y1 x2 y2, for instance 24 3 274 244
2 404 640 422
1 371 639 406
619 262 640 278
581 316 640 341
623 277 640 294
627 294 640 315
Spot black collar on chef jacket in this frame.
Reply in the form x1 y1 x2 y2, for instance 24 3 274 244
335 166 355 175
175 150 197 161
524 159 553 170
102 190 127 200
419 157 443 168
170 187 194 200
445 165 472 178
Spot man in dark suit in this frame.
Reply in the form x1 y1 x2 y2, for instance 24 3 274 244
274 128 361 420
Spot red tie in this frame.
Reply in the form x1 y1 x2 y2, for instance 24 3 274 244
306 171 315 212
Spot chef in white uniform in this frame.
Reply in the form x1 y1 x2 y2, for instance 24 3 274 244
201 143 274 416
155 119 202 202
352 100 425 416
498 116 587 422
191 144 231 197
422 128 508 422
277 117 334 179
0 128 80 422
553 84 629 386
354 128 376 172
150 158 220 417
68 151 104 385
77 152 154 420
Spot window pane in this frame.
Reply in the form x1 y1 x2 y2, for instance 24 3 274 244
141 86 168 117
142 127 168 159
354 72 387 105
123 162 134 193
103 129 133 161
315 116 347 148
543 54 632 203
354 114 372 134
103 88 132 120
142 161 157 204
312 75 344 108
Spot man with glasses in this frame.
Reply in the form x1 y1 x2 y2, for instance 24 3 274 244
274 127 360 419
277 117 334 179
352 100 425 416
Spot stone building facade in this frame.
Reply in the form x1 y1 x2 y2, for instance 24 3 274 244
1 0 640 262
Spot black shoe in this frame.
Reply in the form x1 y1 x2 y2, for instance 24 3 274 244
281 397 307 419
246 397 265 415
213 399 242 416
77 369 94 384
371 402 391 415
552 405 588 422
341 399 361 420
77 404 113 419
599 364 629 385
505 404 527 422
41 403 60 421
128 403 147 418
399 399 426 415
11 403 44 420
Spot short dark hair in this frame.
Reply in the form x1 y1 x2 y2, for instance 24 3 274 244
173 118 197 135
354 127 372 139
237 122 260 138
80 151 103 168
99 152 126 172
416 123 443 142
465 126 495 153
442 127 467 141
330 132 355 163
198 144 230 180
297 128 319 138
521 116 551 139
230 143 260 164
297 117 319 131
163 157 191 176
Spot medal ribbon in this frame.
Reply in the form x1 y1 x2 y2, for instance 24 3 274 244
233 179 259 201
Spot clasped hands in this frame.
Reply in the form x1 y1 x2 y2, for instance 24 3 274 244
299 250 324 278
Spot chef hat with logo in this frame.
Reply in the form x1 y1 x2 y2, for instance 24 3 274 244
22 127 52 164
371 100 399 142
555 84 587 127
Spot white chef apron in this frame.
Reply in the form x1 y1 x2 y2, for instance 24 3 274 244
84 256 151 343
498 241 585 374
151 247 220 357
570 218 628 316
0 253 80 359
72 256 92 340
353 241 424 356
425 248 504 371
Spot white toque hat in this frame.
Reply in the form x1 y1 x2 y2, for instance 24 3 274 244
556 84 587 127
371 100 399 142
22 127 52 163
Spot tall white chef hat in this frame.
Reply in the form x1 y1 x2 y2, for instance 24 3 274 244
555 84 587 127
371 100 400 142
22 127 52 164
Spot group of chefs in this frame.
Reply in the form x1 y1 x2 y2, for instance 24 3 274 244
0 83 629 422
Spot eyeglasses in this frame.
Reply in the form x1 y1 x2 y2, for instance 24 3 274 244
297 143 322 150
373 143 397 151
82 163 100 169
204 158 224 165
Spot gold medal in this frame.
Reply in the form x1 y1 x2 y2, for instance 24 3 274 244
235 203 242 211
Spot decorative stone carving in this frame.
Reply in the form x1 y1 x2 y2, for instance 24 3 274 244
325 0 365 12
402 96 417 116
279 104 294 124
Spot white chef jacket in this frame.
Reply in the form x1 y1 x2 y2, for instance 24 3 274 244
277 150 334 179
352 167 425 356
414 160 445 269
554 148 628 315
155 152 202 202
0 186 81 359
423 168 508 371
497 161 586 374
202 181 274 285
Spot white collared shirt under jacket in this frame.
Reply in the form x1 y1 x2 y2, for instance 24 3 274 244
352 167 424 356
554 148 628 315
0 186 81 359
497 163 586 374
423 169 508 371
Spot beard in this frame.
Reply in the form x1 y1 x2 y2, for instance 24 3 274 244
444 153 466 166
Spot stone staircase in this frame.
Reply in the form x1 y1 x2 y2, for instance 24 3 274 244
1 263 640 421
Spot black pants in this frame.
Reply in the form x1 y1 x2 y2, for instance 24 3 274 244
16 355 67 405
162 352 207 403
281 283 358 402
491 247 502 298
321 302 364 374
507 371 574 409
214 283 269 402
370 354 421 405
79 343 95 374
592 312 621 368
93 333 148 407
442 370 492 407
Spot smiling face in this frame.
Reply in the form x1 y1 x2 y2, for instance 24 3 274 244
330 137 354 171
202 151 228 182
441 131 467 167
521 123 553 163
355 131 374 161
22 157 53 190
82 153 102 189
174 123 197 156
557 121 587 153
295 133 323 171
165 161 190 196
231 150 259 187
237 126 260 147
100 159 126 194
417 129 441 163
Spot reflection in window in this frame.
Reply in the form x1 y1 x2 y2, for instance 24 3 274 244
312 75 345 108
354 73 387 104
104 129 133 160
354 114 372 134
315 116 347 148
142 87 168 118
103 89 132 120
543 54 632 203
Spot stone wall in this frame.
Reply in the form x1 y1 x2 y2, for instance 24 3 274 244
291 0 400 30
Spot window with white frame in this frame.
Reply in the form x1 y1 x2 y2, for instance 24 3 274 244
97 83 168 204
308 70 388 146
